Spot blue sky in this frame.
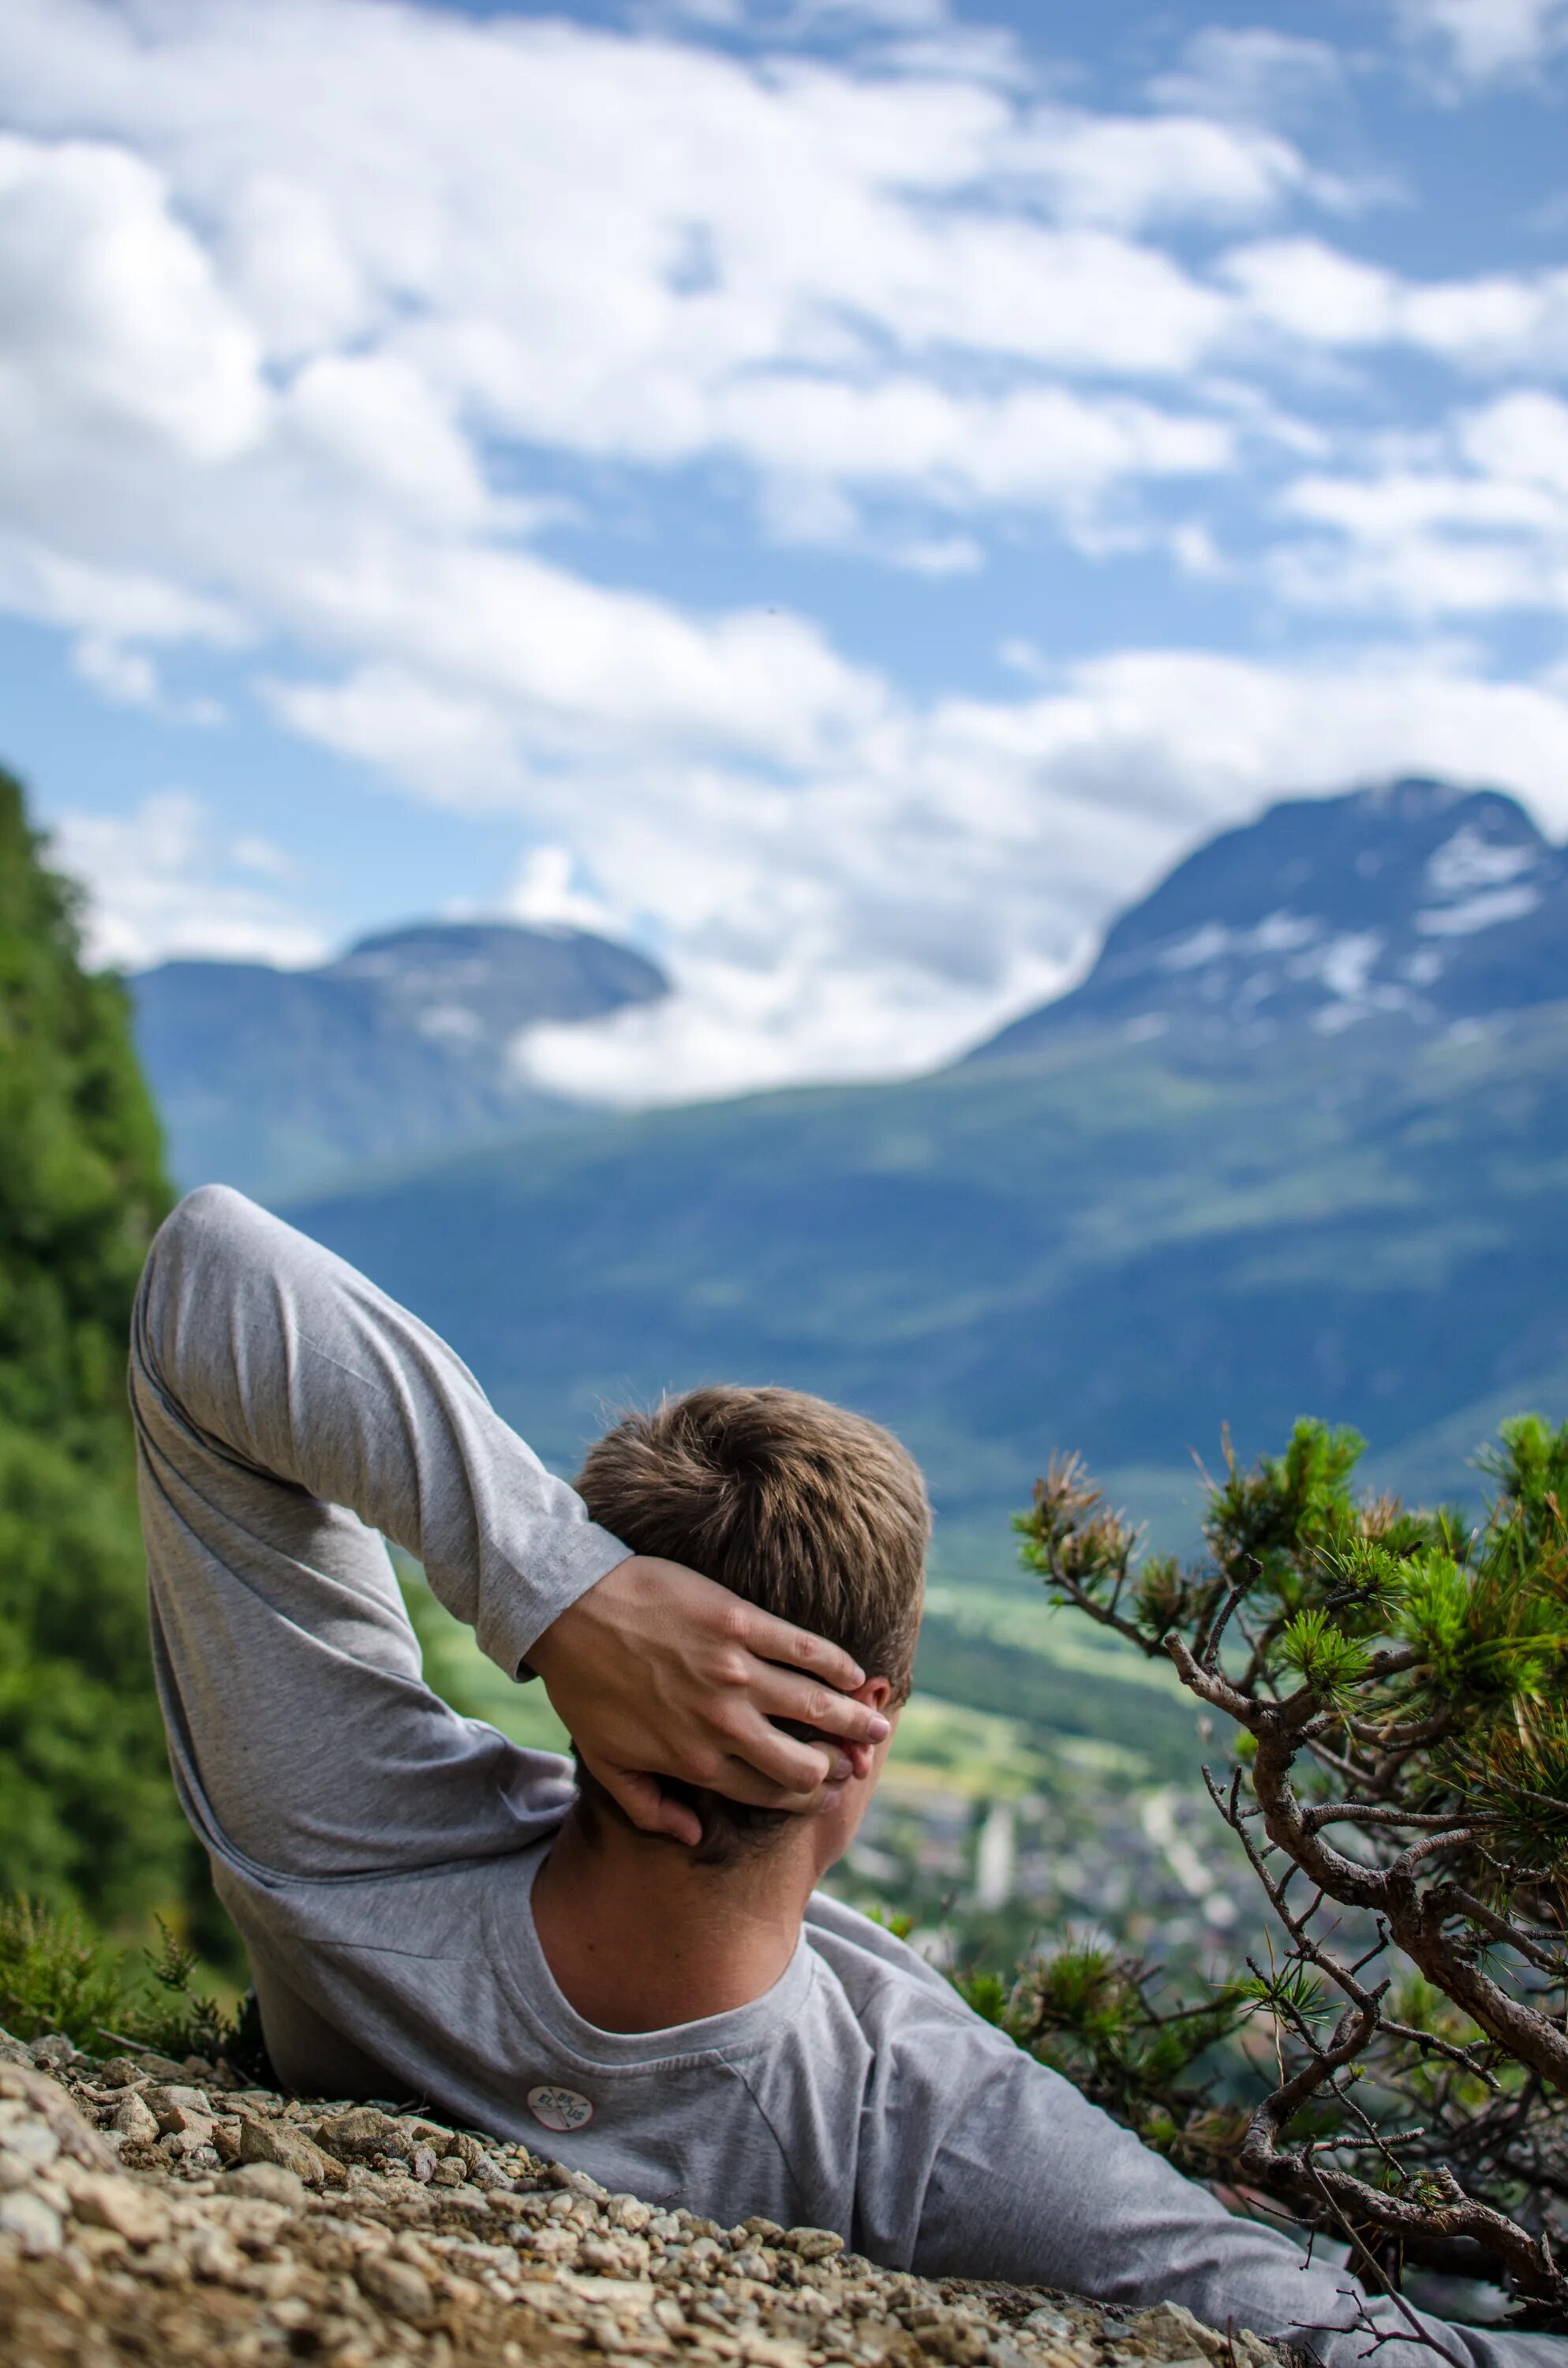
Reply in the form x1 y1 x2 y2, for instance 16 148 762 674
5 0 1568 1097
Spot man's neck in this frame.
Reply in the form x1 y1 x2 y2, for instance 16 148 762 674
530 1810 818 2033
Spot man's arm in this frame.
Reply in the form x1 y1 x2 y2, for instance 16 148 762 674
133 1186 885 1844
915 2037 1562 2368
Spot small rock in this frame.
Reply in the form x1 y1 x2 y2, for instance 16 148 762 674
1017 2308 1069 2336
527 2225 578 2261
0 2119 60 2187
0 2188 64 2254
1132 2306 1232 2364
96 2056 148 2089
69 2170 170 2246
29 2033 73 2068
0 2063 119 2171
111 2092 161 2145
238 2115 335 2185
577 2234 631 2274
787 2227 844 2262
208 2196 291 2254
357 2253 434 2320
167 2117 218 2160
907 2306 990 2366
130 2050 189 2081
316 2105 405 2162
1229 2337 1274 2368
222 2160 306 2207
185 2222 250 2284
143 2082 212 2130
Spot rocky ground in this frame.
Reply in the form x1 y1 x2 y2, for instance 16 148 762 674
0 2026 1278 2368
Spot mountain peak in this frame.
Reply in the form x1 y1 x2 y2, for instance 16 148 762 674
969 778 1565 1064
323 919 667 1038
130 917 668 1200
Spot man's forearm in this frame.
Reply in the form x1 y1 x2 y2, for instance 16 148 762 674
132 1185 628 1677
919 2055 1567 2368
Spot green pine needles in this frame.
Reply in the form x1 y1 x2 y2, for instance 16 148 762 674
1014 1416 1568 2329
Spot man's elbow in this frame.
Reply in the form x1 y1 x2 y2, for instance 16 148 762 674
153 1183 262 1272
136 1184 264 1362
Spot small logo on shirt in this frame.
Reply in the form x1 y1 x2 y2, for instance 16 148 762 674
528 2084 594 2134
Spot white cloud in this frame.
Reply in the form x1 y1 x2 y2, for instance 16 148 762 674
998 105 1338 232
0 133 265 468
1222 235 1568 374
702 376 1234 511
0 0 1258 755
504 845 625 940
1147 29 1347 127
421 643 1568 1100
1267 388 1568 619
48 792 329 970
1459 388 1568 489
1391 0 1568 84
0 534 244 647
1223 238 1397 343
5 0 1568 1093
268 553 887 774
70 635 159 709
280 354 486 531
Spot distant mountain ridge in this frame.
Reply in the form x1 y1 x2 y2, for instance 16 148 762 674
278 777 1568 1585
132 920 668 1199
971 778 1566 1063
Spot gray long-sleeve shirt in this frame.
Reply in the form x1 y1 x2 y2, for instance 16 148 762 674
130 1186 1562 2368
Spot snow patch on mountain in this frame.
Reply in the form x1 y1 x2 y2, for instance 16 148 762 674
969 777 1568 1064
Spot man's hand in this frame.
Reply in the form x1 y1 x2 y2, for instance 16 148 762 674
527 1555 893 1845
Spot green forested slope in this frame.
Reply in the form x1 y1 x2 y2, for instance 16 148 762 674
0 769 181 1921
291 1006 1568 1535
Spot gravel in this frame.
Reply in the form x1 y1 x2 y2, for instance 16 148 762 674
0 2024 1282 2368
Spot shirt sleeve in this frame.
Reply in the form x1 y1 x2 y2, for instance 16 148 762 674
129 1182 629 1880
918 2038 1566 2368
133 1182 627 1673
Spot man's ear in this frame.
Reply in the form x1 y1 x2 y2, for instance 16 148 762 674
838 1675 896 1784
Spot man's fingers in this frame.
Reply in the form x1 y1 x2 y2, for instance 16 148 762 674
598 1763 702 1849
616 1749 833 1823
709 1755 831 1815
734 1605 865 1695
718 1711 841 1797
750 1665 892 1745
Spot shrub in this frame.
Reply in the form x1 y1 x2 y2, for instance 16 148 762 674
0 1894 267 2077
1012 1416 1568 2330
0 766 191 1928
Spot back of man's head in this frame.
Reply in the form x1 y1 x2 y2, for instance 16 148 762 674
573 1384 930 1862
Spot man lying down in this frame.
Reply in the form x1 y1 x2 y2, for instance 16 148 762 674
131 1186 1563 2368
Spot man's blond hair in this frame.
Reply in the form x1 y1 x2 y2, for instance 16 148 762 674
573 1384 930 1860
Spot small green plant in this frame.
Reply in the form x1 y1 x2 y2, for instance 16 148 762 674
0 1895 141 2051
1013 1415 1568 2330
0 1894 268 2078
123 1918 258 2071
